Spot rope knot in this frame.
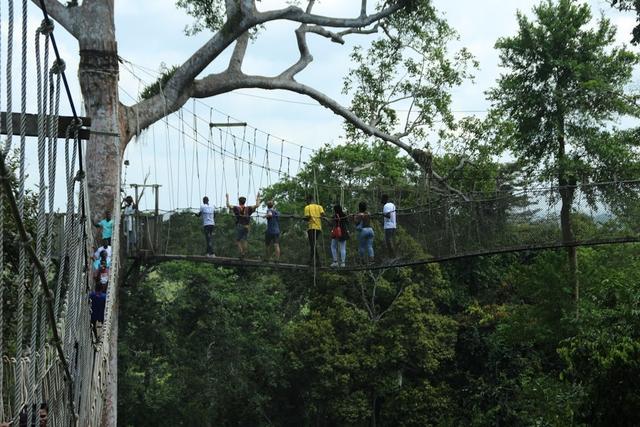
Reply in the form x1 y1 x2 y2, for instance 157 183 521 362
51 59 66 75
74 170 85 182
37 19 55 35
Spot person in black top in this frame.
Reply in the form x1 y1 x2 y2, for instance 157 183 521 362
226 193 260 258
330 204 349 267
355 201 375 263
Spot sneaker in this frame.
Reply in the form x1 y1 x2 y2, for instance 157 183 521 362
340 262 346 268
330 262 339 268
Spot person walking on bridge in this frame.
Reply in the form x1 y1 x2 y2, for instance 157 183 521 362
355 201 375 264
227 193 260 258
123 195 137 254
264 200 281 262
381 194 397 258
94 211 113 246
304 195 325 267
197 196 216 257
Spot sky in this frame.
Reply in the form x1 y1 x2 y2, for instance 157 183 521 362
1 0 637 212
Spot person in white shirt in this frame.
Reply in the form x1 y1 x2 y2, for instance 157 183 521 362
123 196 137 253
381 194 397 258
94 242 112 260
197 196 216 256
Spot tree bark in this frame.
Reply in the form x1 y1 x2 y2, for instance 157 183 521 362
557 120 579 309
74 2 124 425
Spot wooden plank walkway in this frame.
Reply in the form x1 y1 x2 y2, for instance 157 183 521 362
132 236 640 272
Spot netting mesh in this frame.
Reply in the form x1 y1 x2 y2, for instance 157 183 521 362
1 3 117 425
134 181 640 268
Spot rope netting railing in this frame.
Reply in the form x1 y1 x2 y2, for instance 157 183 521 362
130 180 640 269
1 1 117 426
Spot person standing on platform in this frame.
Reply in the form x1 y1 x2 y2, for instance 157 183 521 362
123 196 137 254
226 193 260 258
264 200 281 262
355 201 375 264
197 196 216 257
304 195 325 267
330 204 349 267
381 194 397 258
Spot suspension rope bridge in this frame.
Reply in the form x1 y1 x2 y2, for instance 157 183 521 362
2 0 640 425
126 179 640 271
116 57 640 272
0 1 116 425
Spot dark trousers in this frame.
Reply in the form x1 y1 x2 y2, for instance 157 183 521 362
204 225 214 255
307 229 321 265
384 228 396 257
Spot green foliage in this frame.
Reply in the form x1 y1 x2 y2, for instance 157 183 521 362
610 0 640 43
488 0 640 184
559 244 640 424
175 0 228 35
343 0 477 147
139 65 179 100
262 141 419 214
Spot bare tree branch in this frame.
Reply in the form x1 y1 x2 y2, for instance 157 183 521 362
255 1 406 28
228 33 250 73
189 71 468 199
31 0 81 39
360 0 368 18
124 1 406 142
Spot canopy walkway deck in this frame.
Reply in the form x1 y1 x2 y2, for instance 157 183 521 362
128 181 640 271
134 236 640 271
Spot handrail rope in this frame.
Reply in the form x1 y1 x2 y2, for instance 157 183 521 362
119 82 307 168
0 153 77 425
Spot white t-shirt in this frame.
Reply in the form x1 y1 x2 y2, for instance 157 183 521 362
123 204 135 231
383 202 397 229
200 204 215 226
94 245 113 260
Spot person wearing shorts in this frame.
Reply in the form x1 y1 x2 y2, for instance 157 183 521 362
226 193 260 258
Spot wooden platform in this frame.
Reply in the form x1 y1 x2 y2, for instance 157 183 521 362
131 236 640 272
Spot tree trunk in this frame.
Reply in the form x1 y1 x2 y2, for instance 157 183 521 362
559 181 578 302
76 3 124 424
557 113 579 310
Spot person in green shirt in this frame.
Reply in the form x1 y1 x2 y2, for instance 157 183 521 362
94 211 113 246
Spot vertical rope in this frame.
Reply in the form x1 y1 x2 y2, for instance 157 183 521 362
247 129 256 196
30 23 51 420
219 129 228 196
0 0 6 420
193 100 201 202
233 135 239 197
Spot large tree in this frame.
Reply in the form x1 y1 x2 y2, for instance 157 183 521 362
31 0 469 423
487 0 640 305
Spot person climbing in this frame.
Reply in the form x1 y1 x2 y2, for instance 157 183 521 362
93 240 112 260
264 200 281 262
94 211 113 246
93 249 111 271
226 193 260 258
89 282 107 343
355 201 375 264
381 194 397 258
330 204 349 267
304 194 325 266
197 196 215 257
123 195 137 254
94 260 110 287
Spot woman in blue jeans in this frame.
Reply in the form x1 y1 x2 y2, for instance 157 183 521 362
330 204 349 267
355 201 374 263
